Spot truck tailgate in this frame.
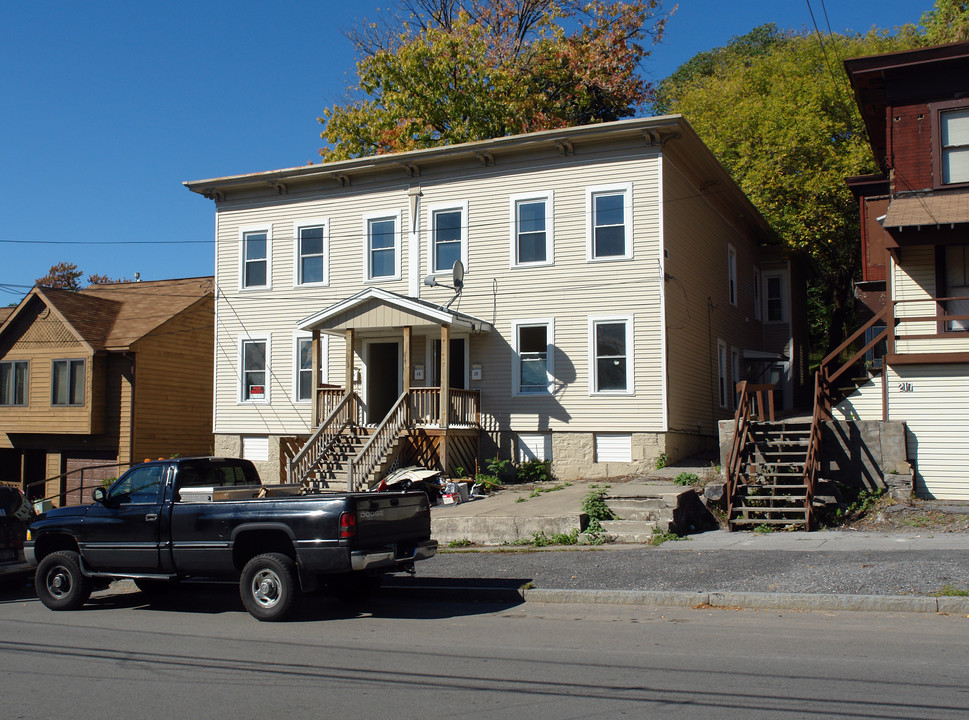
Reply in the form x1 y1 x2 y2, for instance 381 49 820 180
351 492 431 546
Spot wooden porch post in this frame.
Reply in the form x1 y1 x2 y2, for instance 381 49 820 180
440 323 450 473
402 326 412 395
345 328 355 392
311 328 320 426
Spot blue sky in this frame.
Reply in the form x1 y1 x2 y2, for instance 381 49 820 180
0 0 931 303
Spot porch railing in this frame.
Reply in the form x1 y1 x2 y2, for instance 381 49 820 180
408 387 480 427
725 381 755 528
800 372 823 531
347 392 411 492
316 385 347 425
290 391 359 486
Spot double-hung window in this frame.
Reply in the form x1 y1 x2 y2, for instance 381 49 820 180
942 244 969 331
51 359 84 406
765 273 785 323
941 108 969 185
241 337 268 402
0 360 27 406
513 320 553 395
242 228 270 289
429 202 468 275
364 211 399 281
296 222 327 286
587 183 632 261
589 316 633 394
510 192 553 266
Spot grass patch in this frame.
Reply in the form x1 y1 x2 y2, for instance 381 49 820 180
649 527 682 546
931 585 969 597
673 472 701 486
753 524 776 534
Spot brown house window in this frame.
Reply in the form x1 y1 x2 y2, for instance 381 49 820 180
932 101 969 187
0 360 28 406
51 359 84 406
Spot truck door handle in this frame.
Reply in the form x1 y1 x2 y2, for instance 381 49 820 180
145 513 158 522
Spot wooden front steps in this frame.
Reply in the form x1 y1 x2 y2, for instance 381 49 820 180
728 420 813 530
303 425 373 491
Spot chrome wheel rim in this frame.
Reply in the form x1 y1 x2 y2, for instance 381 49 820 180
46 565 72 599
251 569 282 609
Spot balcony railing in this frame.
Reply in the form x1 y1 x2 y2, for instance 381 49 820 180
408 387 480 427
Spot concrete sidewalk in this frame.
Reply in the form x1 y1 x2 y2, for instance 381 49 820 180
413 477 969 615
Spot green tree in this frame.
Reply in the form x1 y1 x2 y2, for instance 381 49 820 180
320 0 672 160
921 0 969 43
653 25 924 353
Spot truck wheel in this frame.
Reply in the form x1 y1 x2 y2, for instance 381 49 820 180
240 553 300 621
35 551 92 611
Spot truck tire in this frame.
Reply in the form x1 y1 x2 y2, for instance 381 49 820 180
240 553 300 621
35 551 92 611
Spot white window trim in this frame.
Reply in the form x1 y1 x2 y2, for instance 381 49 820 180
717 339 728 409
509 191 554 268
239 334 271 405
293 219 329 287
753 266 762 321
51 358 85 407
239 224 272 291
588 315 634 395
0 359 28 407
511 318 554 396
427 200 469 275
765 271 788 324
586 182 633 262
362 210 402 282
727 244 737 306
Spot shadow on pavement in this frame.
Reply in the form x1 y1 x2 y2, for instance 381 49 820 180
62 576 529 621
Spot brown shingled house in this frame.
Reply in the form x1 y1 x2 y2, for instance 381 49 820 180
0 277 214 506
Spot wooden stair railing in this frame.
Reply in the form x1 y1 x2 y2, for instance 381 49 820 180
289 391 359 487
799 372 823 531
347 392 412 492
817 303 892 419
725 381 754 529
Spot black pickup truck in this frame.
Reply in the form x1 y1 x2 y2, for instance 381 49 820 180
25 457 436 620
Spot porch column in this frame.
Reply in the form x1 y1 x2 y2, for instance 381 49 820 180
402 326 412 395
440 323 450 473
345 328 355 393
311 329 320 426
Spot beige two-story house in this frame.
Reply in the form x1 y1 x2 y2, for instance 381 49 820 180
186 116 806 485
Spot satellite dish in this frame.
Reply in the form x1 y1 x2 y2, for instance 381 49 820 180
452 260 465 289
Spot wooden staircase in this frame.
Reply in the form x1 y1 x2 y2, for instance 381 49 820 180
728 420 813 529
300 425 373 491
726 381 820 531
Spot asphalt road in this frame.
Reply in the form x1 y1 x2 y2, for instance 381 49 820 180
2 580 969 719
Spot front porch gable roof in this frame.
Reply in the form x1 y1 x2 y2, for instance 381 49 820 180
297 288 493 334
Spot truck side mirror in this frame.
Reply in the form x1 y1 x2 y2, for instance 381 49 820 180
92 487 107 504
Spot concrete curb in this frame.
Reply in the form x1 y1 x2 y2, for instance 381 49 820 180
383 584 969 614
522 588 969 614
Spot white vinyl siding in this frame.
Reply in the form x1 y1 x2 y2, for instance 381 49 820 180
894 246 969 354
211 145 665 436
595 433 632 462
510 191 553 267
